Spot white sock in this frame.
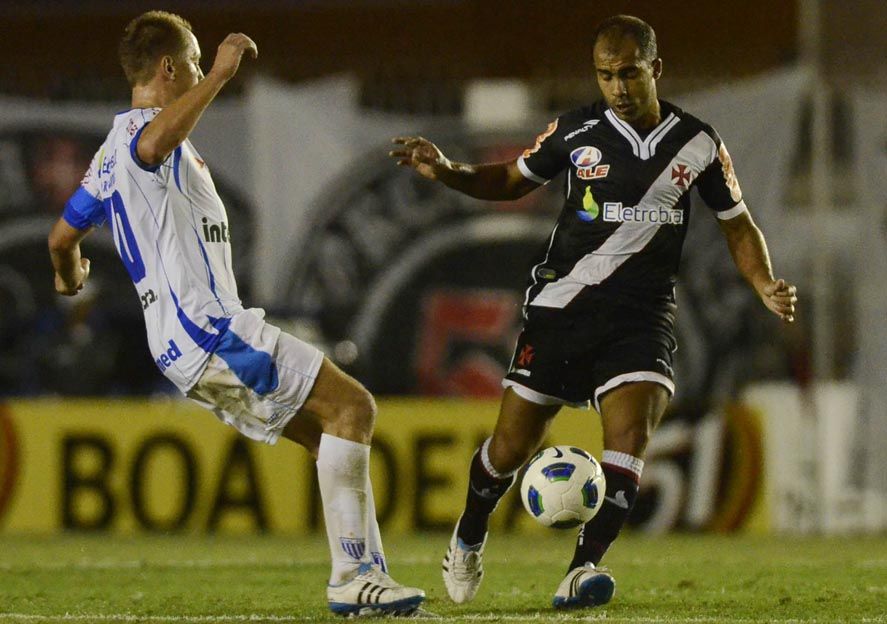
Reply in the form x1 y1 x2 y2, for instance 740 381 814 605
366 476 387 573
317 433 372 584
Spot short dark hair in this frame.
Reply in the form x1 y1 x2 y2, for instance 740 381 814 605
119 11 193 87
592 15 658 62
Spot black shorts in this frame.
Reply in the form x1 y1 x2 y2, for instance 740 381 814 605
503 296 677 412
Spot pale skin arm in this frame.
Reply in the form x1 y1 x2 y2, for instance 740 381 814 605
718 210 797 322
389 136 539 200
48 219 92 296
137 33 258 166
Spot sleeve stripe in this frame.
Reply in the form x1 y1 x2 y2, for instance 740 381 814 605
716 200 748 220
516 156 550 185
62 186 105 230
62 210 93 231
129 123 162 173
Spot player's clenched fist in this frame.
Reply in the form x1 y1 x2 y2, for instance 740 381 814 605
389 136 451 181
54 257 90 296
210 33 258 82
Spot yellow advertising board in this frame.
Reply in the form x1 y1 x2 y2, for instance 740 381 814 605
0 398 771 534
0 398 602 535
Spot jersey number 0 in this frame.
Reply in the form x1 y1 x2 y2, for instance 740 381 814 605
105 190 147 284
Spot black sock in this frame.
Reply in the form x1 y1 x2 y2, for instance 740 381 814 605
569 451 642 570
456 438 515 546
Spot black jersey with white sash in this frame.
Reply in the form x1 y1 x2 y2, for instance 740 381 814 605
517 100 746 311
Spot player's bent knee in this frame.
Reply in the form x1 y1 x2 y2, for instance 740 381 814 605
328 382 377 441
305 359 377 444
346 384 377 433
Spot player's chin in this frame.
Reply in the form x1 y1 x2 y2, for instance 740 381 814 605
612 102 637 120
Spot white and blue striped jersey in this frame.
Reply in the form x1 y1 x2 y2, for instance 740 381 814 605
63 108 245 392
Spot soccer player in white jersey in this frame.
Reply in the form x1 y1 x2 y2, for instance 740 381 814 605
391 14 797 612
47 11 424 617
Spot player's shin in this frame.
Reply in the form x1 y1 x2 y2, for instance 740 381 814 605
457 437 517 546
316 433 372 584
569 450 643 570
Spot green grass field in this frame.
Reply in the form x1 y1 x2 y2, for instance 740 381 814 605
0 532 884 623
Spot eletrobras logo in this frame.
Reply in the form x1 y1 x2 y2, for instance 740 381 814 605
0 405 19 522
602 202 684 225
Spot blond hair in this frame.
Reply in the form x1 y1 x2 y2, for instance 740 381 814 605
119 11 193 87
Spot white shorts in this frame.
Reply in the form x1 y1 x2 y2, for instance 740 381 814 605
187 308 325 444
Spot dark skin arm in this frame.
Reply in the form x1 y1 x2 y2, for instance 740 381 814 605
389 136 539 200
718 210 797 322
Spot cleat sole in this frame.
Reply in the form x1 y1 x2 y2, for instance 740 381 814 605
329 594 425 617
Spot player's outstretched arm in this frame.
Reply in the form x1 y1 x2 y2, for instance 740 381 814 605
138 33 258 166
389 136 539 201
48 218 92 296
717 210 797 323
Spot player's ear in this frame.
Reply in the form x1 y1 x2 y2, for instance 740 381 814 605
160 55 176 80
652 57 663 80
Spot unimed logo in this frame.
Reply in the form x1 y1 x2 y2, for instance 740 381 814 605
0 406 19 522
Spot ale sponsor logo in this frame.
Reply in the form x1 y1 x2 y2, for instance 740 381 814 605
570 146 609 180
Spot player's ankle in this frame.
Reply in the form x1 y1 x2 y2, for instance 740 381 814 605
329 561 362 585
457 511 489 546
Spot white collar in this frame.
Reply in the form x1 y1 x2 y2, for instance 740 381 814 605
604 108 680 160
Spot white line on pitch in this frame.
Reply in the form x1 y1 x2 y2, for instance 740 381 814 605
0 556 437 572
1 614 883 623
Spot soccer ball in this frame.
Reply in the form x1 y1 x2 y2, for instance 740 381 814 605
520 446 606 529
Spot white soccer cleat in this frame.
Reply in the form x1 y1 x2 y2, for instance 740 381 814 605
327 562 425 617
441 520 486 603
552 564 615 609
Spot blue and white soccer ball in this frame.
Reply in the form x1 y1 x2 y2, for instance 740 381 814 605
520 446 606 529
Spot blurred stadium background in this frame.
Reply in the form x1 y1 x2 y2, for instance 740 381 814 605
0 0 885 618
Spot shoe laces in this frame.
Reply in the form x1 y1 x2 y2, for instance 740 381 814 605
451 545 481 579
574 564 611 583
355 563 397 587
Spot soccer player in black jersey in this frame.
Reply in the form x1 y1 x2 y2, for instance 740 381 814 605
390 15 797 610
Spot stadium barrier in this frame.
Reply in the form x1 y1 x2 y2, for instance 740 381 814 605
2 386 871 535
0 393 805 535
741 382 881 533
0 398 596 534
